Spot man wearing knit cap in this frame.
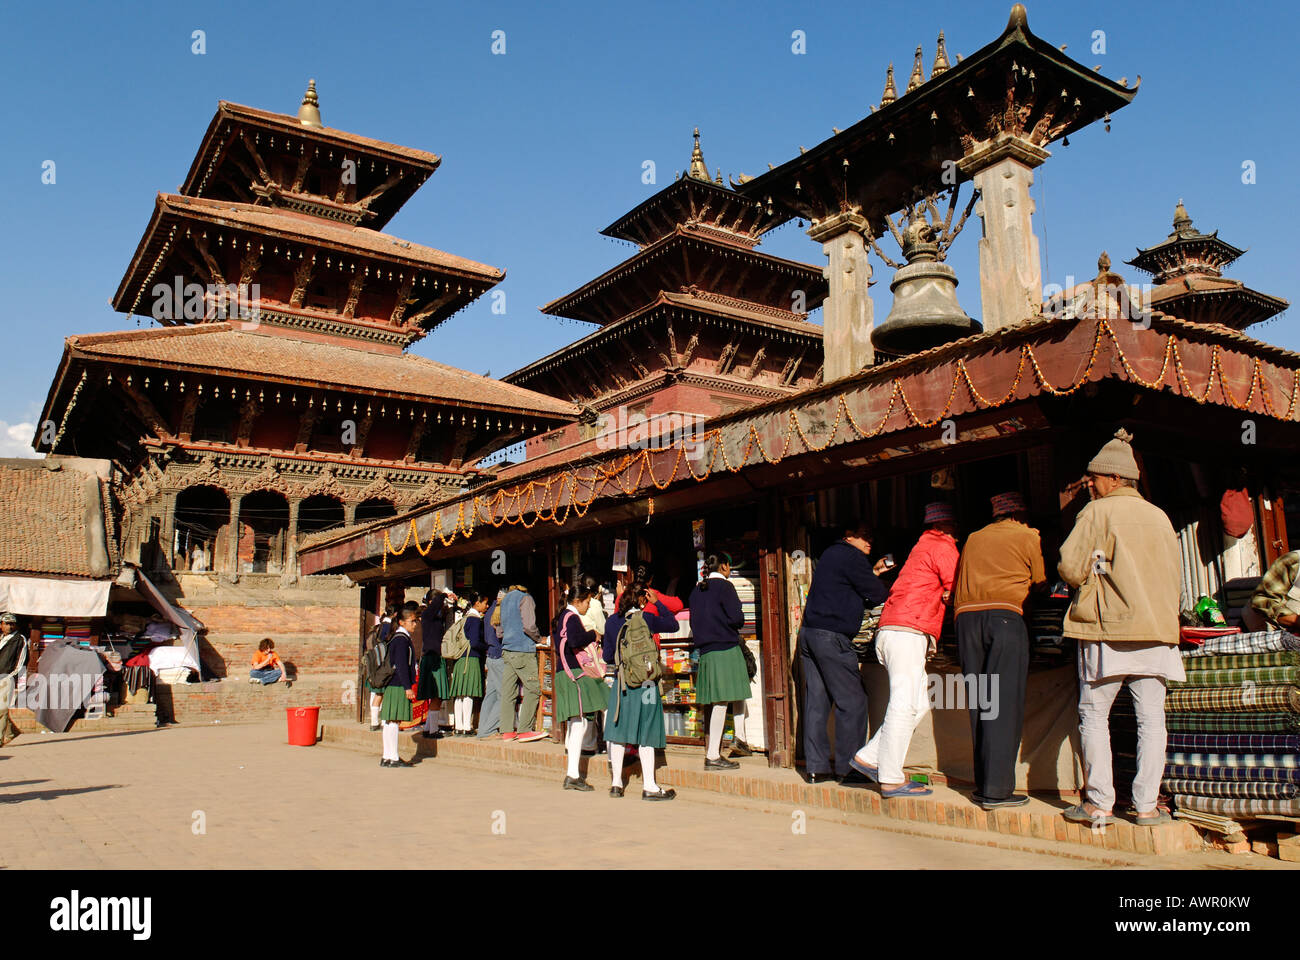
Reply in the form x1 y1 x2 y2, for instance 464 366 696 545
850 502 960 798
1058 428 1184 828
953 492 1046 809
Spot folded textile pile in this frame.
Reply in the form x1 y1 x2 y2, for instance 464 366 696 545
1162 629 1300 819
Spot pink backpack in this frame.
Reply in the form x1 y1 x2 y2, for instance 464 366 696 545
558 612 605 716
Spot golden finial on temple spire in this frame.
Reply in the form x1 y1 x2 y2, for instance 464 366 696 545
687 127 711 181
881 63 898 105
906 45 925 92
931 31 950 77
297 78 322 129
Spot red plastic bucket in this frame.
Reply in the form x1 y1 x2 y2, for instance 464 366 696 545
286 706 320 746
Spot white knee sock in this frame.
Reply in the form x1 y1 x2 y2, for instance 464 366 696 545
707 704 728 760
565 717 587 779
732 702 747 743
370 694 381 727
609 742 625 787
381 721 399 761
457 697 472 731
642 747 659 791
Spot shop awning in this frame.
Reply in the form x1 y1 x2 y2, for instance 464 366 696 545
0 575 113 618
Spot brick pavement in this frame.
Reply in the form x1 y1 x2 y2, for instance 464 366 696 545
0 722 1197 870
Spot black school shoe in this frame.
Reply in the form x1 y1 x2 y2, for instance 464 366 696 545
563 776 594 792
380 759 413 768
370 725 381 732
642 788 677 801
975 794 1029 809
704 757 740 770
609 785 625 798
728 739 753 758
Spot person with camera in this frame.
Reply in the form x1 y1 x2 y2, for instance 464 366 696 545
797 524 892 784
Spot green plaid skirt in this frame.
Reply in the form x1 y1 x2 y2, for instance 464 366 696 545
379 685 412 723
697 644 751 704
555 670 606 722
606 681 666 749
416 653 449 700
448 655 483 698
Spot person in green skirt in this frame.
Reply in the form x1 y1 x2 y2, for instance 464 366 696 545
553 583 606 791
379 603 419 768
448 591 489 735
688 553 752 770
602 581 680 800
416 592 451 740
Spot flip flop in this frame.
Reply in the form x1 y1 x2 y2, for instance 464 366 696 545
881 780 932 798
1133 809 1171 826
1062 803 1115 826
849 758 879 782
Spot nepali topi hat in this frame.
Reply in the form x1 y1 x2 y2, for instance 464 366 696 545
923 502 955 525
991 492 1027 517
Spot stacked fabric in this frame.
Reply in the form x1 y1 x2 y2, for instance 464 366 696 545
731 573 759 634
1163 629 1300 818
40 617 65 640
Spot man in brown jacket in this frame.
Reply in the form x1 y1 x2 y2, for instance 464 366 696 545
953 492 1046 810
1058 429 1184 828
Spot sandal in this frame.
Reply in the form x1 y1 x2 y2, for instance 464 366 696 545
1134 809 1171 826
1062 803 1115 826
881 780 932 798
849 758 879 782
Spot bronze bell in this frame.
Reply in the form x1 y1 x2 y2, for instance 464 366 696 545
872 219 980 356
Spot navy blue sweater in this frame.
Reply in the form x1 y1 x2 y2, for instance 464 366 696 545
389 628 415 689
421 596 447 665
687 577 744 654
465 614 487 659
802 540 890 637
602 607 680 664
484 594 503 659
553 609 597 672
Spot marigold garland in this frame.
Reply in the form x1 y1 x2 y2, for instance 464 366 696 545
380 319 1300 570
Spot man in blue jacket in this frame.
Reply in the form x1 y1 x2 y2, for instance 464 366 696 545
798 524 891 783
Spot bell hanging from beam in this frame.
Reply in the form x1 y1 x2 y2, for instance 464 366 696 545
872 219 980 357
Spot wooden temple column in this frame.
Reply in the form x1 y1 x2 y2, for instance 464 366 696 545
807 210 875 380
227 491 245 575
283 498 301 584
157 491 180 569
344 501 359 525
758 492 792 768
957 135 1050 334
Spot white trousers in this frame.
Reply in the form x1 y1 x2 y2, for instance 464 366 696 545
1078 674 1167 813
856 629 931 784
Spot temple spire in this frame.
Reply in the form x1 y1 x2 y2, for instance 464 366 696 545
687 128 710 181
1172 199 1194 237
297 79 322 129
906 45 926 92
931 30 950 77
881 63 898 106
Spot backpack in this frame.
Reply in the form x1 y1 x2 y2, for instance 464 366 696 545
442 615 470 660
613 611 664 724
363 636 394 690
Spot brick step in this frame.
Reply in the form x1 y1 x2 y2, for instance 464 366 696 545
10 702 161 733
159 673 357 725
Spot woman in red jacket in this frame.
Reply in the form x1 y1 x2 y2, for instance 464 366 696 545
851 503 960 798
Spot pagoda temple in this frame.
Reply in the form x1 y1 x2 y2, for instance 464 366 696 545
504 130 827 472
1125 201 1289 330
36 82 576 579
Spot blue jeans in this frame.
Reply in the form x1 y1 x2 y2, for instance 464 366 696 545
477 656 504 737
250 667 282 685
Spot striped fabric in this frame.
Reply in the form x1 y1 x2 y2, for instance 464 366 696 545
1184 652 1300 672
1172 666 1300 688
1164 764 1300 784
1183 630 1300 658
1166 733 1300 754
1164 779 1298 800
1166 752 1299 769
1165 684 1300 714
1166 713 1300 734
1173 794 1300 817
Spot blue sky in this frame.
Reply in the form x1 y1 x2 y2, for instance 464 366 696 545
1 0 1295 457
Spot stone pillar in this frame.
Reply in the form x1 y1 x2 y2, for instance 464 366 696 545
807 210 874 381
227 492 244 577
957 135 1050 334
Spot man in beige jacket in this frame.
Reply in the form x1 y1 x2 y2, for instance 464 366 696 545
1057 429 1184 828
